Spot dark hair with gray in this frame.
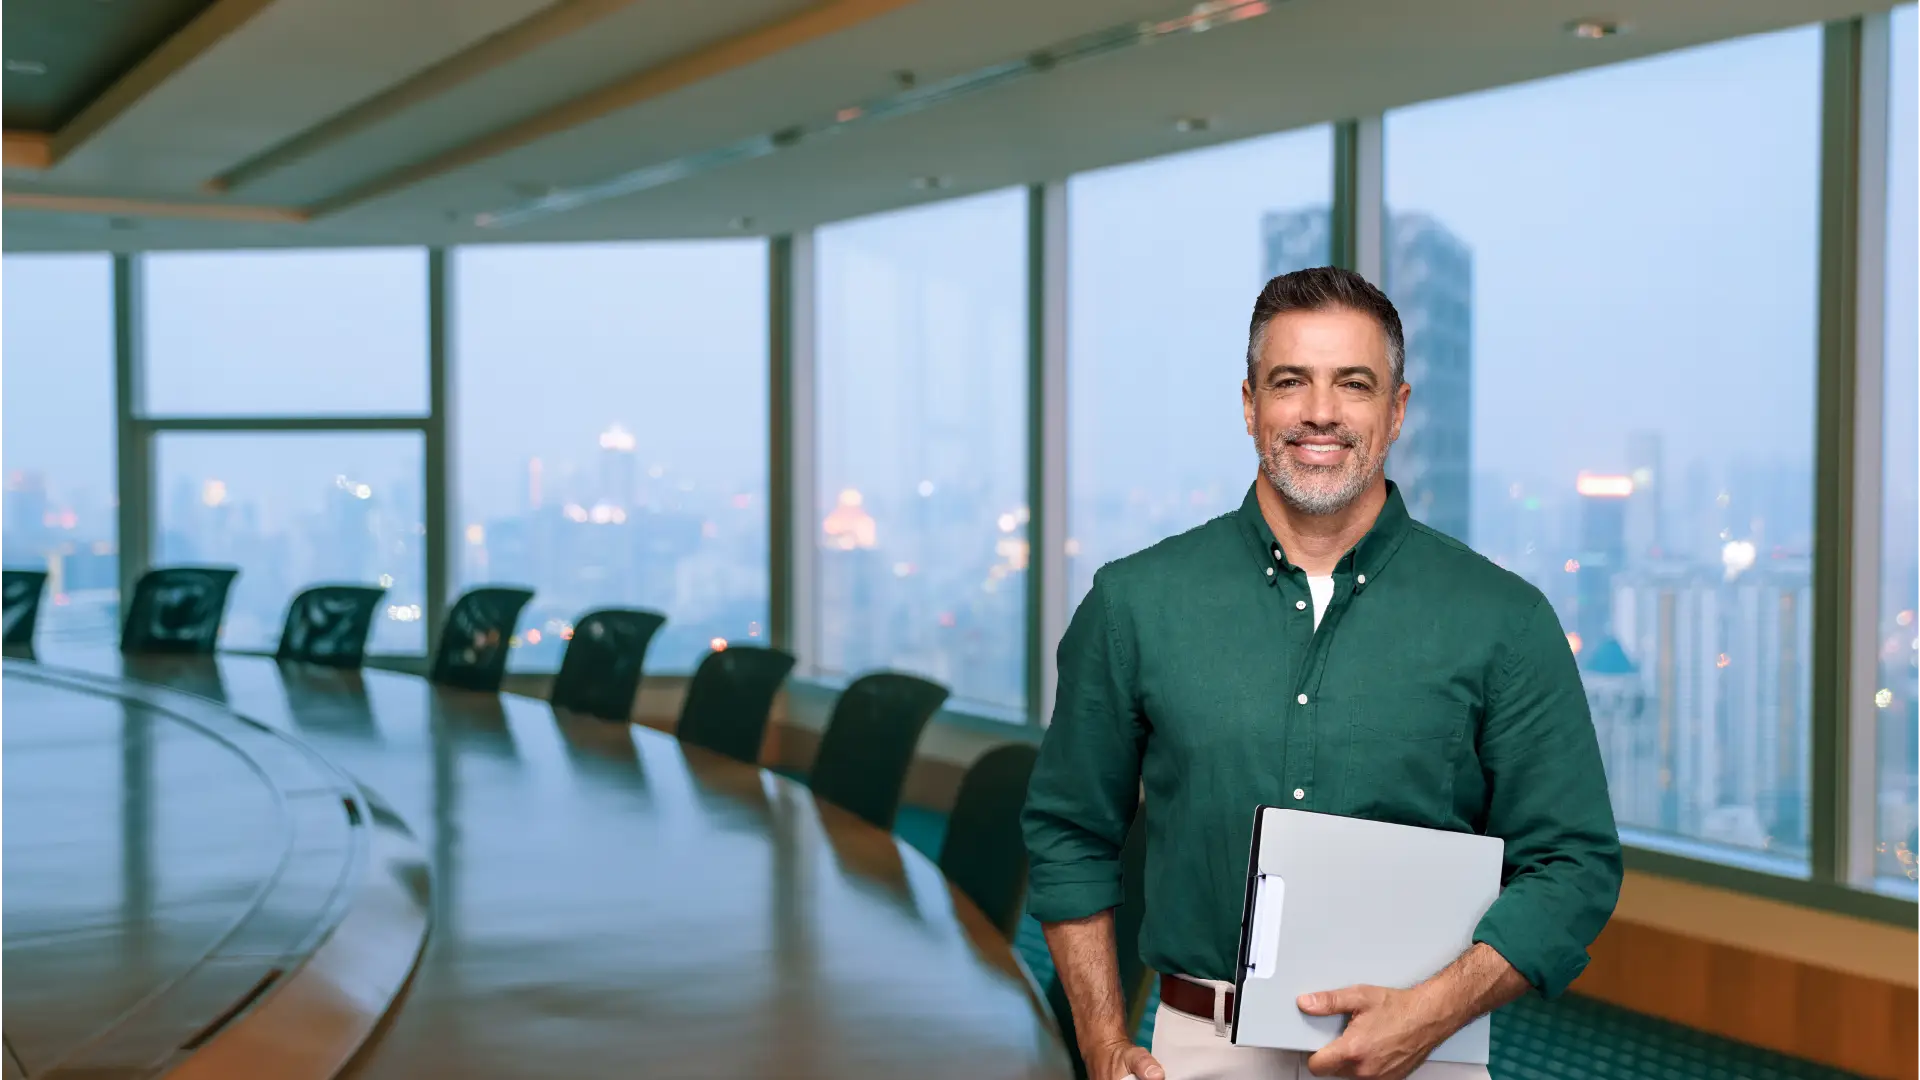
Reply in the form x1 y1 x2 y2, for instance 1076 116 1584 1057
1245 266 1405 388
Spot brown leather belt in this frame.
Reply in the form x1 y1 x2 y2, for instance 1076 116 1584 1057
1159 973 1233 1021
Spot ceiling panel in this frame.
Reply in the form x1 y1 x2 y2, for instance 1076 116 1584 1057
2 0 1893 252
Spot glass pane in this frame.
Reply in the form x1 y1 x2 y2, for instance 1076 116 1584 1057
1873 2 1918 897
143 249 428 416
1386 27 1821 873
153 433 427 655
453 240 769 674
815 189 1028 715
2 254 120 644
1067 126 1334 608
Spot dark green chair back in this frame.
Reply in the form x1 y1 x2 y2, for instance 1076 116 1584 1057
550 608 666 720
3 569 49 647
1047 807 1153 1080
939 742 1040 938
676 646 797 763
430 586 534 692
121 566 239 654
808 672 949 830
277 585 386 667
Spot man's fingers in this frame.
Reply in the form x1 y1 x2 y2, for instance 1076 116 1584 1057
1122 1044 1166 1080
1298 984 1382 1015
1304 1036 1356 1078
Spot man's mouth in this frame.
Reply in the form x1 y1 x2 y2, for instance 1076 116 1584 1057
1286 437 1354 466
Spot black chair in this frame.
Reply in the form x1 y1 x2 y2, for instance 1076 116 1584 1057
1048 808 1154 1080
3 569 49 647
121 566 239 654
429 587 534 692
807 672 949 830
939 742 1040 939
277 585 386 668
549 608 667 720
675 646 797 764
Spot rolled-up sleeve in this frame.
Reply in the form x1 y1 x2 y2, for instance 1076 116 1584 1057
1471 595 1623 999
1022 568 1146 923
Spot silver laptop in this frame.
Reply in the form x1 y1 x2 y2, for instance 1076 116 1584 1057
1230 807 1505 1064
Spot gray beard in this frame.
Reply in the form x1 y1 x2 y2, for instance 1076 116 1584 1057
1260 435 1381 515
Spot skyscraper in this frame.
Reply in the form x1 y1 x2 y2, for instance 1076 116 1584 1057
1259 208 1474 541
1575 472 1632 648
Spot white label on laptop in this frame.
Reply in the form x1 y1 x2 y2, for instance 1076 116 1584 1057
1246 873 1285 980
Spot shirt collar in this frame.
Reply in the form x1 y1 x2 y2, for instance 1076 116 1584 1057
1236 479 1413 591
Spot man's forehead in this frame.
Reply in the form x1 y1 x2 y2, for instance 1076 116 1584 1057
1256 310 1391 374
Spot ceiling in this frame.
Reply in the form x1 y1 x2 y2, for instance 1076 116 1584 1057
0 0 1891 252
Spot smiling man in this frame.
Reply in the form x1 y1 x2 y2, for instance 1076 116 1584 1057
1024 267 1622 1080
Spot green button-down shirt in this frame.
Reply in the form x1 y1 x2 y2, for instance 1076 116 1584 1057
1022 481 1621 998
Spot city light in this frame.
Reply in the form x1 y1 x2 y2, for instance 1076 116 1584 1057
747 621 761 638
1876 688 1894 708
526 629 542 645
563 502 589 523
353 484 372 499
1574 472 1633 498
1063 538 1082 557
202 480 227 507
379 574 394 587
710 637 728 652
997 513 1017 533
1716 653 1731 669
1899 610 1914 628
1721 540 1757 580
917 480 935 497
893 562 914 577
823 488 877 550
466 524 485 545
1566 631 1583 655
386 604 422 622
598 423 637 452
1564 559 1580 573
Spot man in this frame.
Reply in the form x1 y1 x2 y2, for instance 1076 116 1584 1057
1023 267 1621 1080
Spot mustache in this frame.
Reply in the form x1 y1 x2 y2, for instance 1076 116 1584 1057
1274 425 1361 448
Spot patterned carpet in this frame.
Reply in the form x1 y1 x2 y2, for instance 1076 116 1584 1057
893 805 1871 1080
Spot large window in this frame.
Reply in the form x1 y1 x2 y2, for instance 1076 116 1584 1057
153 433 427 654
815 190 1028 714
143 249 428 416
1872 2 1918 897
1386 28 1823 871
1 255 119 643
136 249 431 656
1066 127 1334 606
454 240 769 674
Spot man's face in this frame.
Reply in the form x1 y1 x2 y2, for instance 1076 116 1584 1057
1242 306 1408 516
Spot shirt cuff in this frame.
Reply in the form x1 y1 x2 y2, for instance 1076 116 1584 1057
1026 862 1125 923
1472 905 1589 1000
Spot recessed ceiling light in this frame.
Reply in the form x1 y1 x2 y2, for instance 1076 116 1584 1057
909 175 948 191
5 59 47 75
1174 116 1212 133
1566 17 1626 40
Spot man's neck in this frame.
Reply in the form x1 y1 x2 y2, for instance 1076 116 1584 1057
1255 473 1388 577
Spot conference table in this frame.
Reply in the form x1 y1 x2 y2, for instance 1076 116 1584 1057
3 645 1071 1080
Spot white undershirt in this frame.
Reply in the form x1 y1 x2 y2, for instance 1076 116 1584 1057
1307 575 1336 630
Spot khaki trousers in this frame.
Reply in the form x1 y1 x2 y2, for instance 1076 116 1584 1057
1145 979 1494 1080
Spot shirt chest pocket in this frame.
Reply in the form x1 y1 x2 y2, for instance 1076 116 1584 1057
1340 695 1469 826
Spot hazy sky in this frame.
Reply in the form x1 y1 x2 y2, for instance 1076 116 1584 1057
3 16 1912 573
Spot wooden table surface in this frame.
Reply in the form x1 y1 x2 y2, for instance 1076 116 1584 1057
10 647 1071 1080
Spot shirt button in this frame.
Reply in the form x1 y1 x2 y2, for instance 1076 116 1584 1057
1295 599 1307 610
1293 788 1306 801
1266 567 1275 578
1296 693 1308 705
1357 574 1367 585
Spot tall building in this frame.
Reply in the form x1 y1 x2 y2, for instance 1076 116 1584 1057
1575 472 1632 648
1259 208 1473 541
1625 429 1666 558
598 424 639 509
1609 559 1813 860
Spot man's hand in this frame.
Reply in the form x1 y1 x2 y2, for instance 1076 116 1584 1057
1296 985 1450 1080
1084 1034 1165 1080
